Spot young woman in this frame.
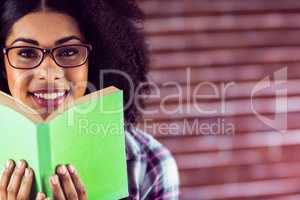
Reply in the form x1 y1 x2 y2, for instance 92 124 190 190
0 0 179 200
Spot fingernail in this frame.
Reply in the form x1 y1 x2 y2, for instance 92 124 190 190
68 165 76 174
25 168 31 177
17 160 25 169
37 192 45 198
51 175 58 185
58 165 67 175
6 160 12 169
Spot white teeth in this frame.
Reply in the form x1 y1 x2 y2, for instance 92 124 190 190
33 92 66 100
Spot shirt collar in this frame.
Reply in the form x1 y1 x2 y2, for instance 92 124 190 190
125 130 141 161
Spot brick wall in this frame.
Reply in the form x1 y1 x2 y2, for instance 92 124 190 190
138 1 300 199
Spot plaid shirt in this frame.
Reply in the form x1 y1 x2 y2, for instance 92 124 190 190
123 126 180 200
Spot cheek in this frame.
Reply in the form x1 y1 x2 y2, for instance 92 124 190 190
65 66 88 97
5 62 32 97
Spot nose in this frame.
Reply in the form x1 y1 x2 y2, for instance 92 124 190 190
35 55 64 82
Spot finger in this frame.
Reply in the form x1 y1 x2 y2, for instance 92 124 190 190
17 168 33 200
50 175 65 200
35 192 46 200
57 165 78 200
7 160 26 200
67 165 87 200
0 160 14 200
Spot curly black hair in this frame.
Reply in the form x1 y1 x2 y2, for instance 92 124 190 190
0 0 150 127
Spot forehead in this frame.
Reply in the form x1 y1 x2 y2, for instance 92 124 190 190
6 11 83 46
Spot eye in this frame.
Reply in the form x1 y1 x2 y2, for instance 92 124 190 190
17 48 39 59
57 47 79 57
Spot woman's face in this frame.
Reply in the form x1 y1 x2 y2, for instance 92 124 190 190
4 12 88 118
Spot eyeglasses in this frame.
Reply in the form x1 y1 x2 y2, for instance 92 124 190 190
3 44 92 69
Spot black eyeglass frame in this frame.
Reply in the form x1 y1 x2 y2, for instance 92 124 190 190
2 44 93 69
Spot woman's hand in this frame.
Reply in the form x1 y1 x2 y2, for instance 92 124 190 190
50 165 88 200
0 159 40 200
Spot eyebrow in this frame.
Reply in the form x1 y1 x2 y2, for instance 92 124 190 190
10 35 83 46
10 38 39 46
54 36 83 45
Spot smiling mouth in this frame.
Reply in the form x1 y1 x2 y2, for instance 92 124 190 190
28 90 70 109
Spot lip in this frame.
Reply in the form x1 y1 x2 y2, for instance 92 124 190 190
29 90 70 109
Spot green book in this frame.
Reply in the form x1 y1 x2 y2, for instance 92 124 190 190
0 86 128 200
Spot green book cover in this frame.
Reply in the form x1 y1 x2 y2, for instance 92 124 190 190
0 86 128 200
